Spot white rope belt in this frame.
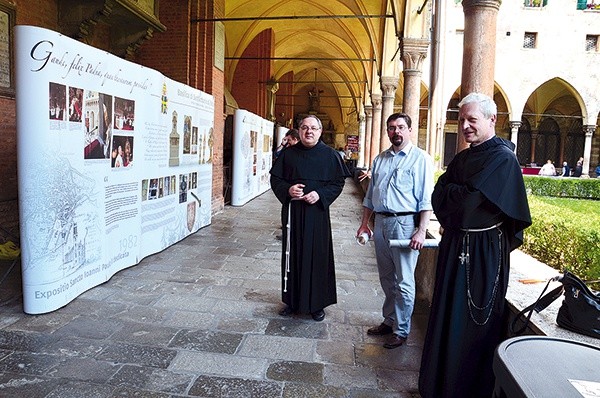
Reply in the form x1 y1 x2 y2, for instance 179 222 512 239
460 221 503 233
284 201 292 292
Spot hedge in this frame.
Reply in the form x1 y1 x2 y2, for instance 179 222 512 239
521 195 600 280
523 175 600 200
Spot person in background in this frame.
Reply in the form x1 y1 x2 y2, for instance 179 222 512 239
274 129 300 160
419 93 531 398
595 163 600 178
357 112 434 349
270 115 350 322
573 157 583 177
561 161 571 177
538 159 556 176
344 145 352 160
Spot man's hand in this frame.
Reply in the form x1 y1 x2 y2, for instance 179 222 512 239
302 191 319 205
288 183 305 199
410 227 427 250
358 170 371 182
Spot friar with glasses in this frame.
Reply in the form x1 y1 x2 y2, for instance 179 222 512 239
270 115 350 322
357 112 434 349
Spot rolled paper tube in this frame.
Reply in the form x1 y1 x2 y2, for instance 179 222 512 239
388 239 439 248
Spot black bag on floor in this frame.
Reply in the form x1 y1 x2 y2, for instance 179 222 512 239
510 271 600 339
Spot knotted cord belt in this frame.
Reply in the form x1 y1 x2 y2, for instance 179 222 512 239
459 222 503 326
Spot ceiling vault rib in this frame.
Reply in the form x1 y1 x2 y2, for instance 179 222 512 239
277 104 357 109
277 94 360 98
226 57 373 61
260 80 367 84
192 14 393 23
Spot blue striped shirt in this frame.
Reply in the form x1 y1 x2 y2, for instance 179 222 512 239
363 143 434 213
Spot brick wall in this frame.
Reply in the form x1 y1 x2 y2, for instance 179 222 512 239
135 0 225 213
231 29 273 118
274 71 295 127
0 0 60 228
136 0 191 84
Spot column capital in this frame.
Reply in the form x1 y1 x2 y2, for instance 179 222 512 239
583 125 596 136
509 121 522 130
371 93 382 108
266 79 279 93
400 38 429 71
462 0 501 11
380 76 399 98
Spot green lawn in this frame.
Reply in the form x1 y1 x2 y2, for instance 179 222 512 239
522 195 600 279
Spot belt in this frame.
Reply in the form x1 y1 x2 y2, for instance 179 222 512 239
460 222 503 233
376 211 417 217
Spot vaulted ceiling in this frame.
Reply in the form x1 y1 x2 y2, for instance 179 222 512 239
222 0 425 129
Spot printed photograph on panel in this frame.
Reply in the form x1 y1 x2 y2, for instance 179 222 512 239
114 97 135 130
68 86 83 122
49 82 66 121
83 92 113 160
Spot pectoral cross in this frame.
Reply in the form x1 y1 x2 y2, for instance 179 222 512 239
459 252 469 265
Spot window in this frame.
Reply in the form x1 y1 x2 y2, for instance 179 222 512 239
523 32 537 49
586 35 599 51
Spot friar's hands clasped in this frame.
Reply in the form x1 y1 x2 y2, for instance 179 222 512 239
288 183 319 204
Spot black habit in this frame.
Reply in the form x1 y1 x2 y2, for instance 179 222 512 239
419 136 531 398
270 141 350 314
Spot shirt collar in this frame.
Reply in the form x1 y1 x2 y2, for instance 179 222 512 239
386 142 413 157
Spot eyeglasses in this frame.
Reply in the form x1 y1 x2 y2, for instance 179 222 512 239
387 125 408 132
300 125 321 132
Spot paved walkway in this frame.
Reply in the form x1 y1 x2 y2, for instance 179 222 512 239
0 180 427 397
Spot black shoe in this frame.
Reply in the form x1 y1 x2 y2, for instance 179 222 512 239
279 306 295 317
311 310 325 322
383 334 407 349
367 323 393 335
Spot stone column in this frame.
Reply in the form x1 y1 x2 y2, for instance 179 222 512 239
582 125 596 176
364 105 373 168
358 113 367 168
370 94 383 167
530 131 538 165
458 0 501 151
400 38 429 145
380 76 398 152
509 121 521 153
266 79 279 122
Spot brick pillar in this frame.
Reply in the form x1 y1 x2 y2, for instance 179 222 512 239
458 0 501 151
400 38 429 145
231 29 274 118
364 105 373 168
380 76 398 153
275 71 294 127
190 0 226 212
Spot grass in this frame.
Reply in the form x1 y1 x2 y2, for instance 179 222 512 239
522 195 600 279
